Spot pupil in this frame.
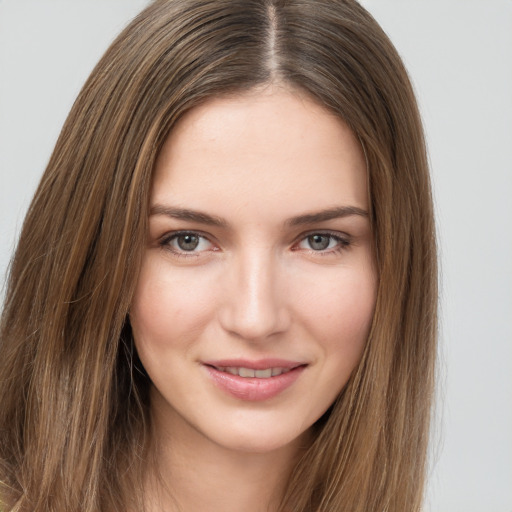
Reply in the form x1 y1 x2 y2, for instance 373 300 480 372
178 234 199 251
309 235 330 250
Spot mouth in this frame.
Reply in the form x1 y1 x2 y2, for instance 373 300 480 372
202 359 307 401
208 366 296 378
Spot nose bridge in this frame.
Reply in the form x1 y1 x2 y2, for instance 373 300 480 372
219 244 289 340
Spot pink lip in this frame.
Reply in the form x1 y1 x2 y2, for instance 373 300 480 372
202 359 307 401
203 358 304 370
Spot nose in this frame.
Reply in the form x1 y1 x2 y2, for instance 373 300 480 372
218 248 291 341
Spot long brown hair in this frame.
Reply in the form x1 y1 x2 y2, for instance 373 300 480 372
0 1 437 510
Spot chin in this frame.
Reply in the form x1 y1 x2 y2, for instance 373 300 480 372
207 418 313 456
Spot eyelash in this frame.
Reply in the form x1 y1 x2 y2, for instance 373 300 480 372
294 231 351 256
159 230 352 258
159 231 216 259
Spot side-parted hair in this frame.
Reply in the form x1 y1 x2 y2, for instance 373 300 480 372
0 1 437 511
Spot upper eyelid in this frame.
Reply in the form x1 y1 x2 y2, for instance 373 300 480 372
294 232 351 250
160 228 350 239
293 229 351 243
160 230 215 243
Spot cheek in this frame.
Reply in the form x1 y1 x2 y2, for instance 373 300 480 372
129 257 217 352
296 265 376 359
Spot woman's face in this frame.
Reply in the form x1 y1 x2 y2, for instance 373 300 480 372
130 86 376 454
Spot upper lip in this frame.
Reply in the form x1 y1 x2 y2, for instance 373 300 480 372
202 359 306 370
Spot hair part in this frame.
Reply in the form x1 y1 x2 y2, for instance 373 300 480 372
0 1 437 511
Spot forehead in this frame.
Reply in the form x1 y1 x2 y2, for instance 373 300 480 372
152 87 368 217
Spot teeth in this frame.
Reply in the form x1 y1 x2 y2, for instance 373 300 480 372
255 368 272 378
239 367 255 378
218 366 291 378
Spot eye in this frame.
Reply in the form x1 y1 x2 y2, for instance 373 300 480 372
296 232 350 253
160 231 215 255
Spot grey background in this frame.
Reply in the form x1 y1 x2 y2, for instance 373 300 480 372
1 1 511 510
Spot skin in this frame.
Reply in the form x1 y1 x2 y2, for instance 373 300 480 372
130 85 376 512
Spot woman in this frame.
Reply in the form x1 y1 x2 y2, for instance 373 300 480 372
0 1 437 511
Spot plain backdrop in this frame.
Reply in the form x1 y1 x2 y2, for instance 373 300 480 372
1 1 511 511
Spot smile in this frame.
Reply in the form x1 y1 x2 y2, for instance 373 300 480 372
203 360 307 401
213 366 292 378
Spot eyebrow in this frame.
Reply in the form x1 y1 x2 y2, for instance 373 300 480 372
150 205 229 227
149 204 368 228
286 206 368 226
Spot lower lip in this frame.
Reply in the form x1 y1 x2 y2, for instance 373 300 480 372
204 365 306 401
